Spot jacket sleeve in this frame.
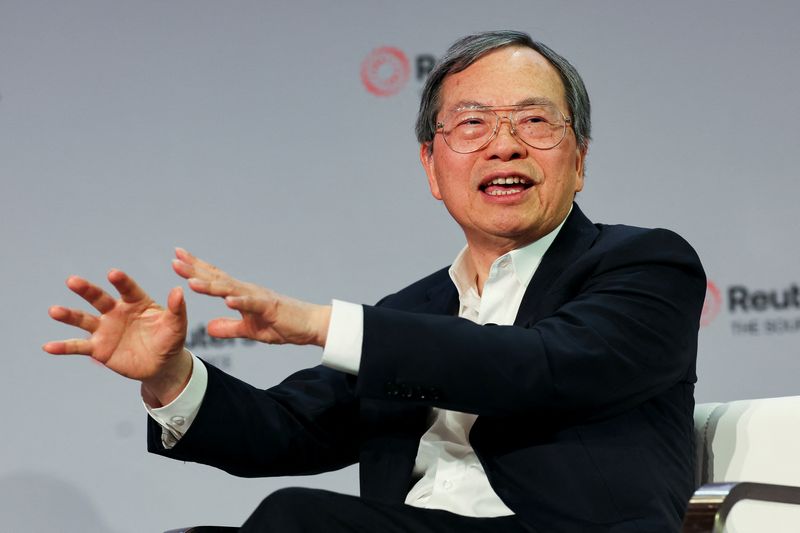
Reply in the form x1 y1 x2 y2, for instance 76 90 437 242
147 362 361 478
355 228 706 420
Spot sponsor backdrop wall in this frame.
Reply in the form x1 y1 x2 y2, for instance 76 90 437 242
2 1 799 531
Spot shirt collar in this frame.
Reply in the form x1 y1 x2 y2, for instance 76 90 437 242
448 204 573 297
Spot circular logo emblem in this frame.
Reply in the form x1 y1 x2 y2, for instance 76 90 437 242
700 280 722 326
361 46 410 97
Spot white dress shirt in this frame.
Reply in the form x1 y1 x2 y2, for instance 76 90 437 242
147 209 569 517
400 220 565 517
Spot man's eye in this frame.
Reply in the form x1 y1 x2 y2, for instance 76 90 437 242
521 115 548 125
456 117 487 127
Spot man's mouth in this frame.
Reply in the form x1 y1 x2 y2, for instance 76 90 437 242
480 176 534 197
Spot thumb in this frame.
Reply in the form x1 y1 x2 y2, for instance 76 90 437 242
166 286 187 327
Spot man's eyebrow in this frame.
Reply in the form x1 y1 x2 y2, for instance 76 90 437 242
446 97 557 112
444 100 485 112
514 97 557 107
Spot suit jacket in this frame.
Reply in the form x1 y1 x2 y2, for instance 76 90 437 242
149 204 706 533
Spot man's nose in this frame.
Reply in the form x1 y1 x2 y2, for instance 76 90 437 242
485 116 527 160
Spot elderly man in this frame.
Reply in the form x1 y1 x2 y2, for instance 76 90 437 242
45 31 705 532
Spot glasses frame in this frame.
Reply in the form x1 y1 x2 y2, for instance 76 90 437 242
435 104 573 154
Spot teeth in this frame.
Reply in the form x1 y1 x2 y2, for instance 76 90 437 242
487 176 526 186
487 188 523 196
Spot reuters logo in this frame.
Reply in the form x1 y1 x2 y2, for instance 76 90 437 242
701 280 722 326
361 46 410 97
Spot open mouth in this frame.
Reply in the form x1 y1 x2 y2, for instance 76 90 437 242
480 176 534 197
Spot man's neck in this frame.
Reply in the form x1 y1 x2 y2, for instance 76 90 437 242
464 208 573 295
467 244 522 295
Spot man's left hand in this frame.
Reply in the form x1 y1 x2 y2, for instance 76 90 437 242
172 248 331 347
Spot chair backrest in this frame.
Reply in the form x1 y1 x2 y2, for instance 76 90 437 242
695 396 800 486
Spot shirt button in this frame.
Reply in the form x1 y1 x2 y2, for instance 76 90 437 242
499 257 511 269
170 416 185 426
442 480 453 490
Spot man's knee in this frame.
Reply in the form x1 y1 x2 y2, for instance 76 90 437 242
243 487 331 532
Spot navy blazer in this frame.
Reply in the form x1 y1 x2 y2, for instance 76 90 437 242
150 204 706 533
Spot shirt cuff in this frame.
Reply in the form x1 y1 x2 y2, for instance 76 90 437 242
143 351 208 449
321 299 363 375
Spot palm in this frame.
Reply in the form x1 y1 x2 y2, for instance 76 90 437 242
92 299 185 380
45 270 187 382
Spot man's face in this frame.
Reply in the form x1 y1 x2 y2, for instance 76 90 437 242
421 46 586 250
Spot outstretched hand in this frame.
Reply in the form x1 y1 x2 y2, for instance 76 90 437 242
172 248 331 347
43 270 192 406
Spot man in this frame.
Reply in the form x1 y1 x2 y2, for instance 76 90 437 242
45 31 706 532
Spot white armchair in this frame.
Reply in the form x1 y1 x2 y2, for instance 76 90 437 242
683 396 800 532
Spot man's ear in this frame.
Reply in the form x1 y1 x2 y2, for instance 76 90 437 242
420 143 442 200
574 145 587 192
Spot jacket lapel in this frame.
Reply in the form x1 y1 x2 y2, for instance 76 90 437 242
514 203 598 326
422 275 459 316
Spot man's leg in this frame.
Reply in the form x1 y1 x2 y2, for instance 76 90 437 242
240 487 533 533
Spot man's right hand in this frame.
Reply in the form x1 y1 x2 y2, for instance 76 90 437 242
43 269 192 407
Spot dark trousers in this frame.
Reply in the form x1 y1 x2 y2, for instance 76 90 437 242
239 487 533 533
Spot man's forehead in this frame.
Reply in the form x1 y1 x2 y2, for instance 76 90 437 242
437 46 567 114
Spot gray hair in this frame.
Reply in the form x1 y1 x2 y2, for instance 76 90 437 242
415 31 591 153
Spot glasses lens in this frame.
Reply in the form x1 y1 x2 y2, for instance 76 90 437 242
514 105 566 149
441 109 495 153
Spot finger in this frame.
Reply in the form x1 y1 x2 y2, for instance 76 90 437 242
42 338 93 355
177 258 226 285
172 258 195 280
178 249 230 281
66 276 116 314
48 305 100 333
206 317 246 338
174 247 196 263
188 277 240 298
107 269 149 304
225 295 270 315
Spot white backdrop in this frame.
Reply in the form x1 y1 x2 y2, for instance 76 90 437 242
2 1 799 531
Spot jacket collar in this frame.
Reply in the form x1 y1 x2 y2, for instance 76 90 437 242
420 203 598 321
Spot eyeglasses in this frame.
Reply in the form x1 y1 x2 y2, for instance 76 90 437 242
435 104 572 153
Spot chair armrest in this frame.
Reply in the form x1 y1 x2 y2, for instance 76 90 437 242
682 481 800 533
